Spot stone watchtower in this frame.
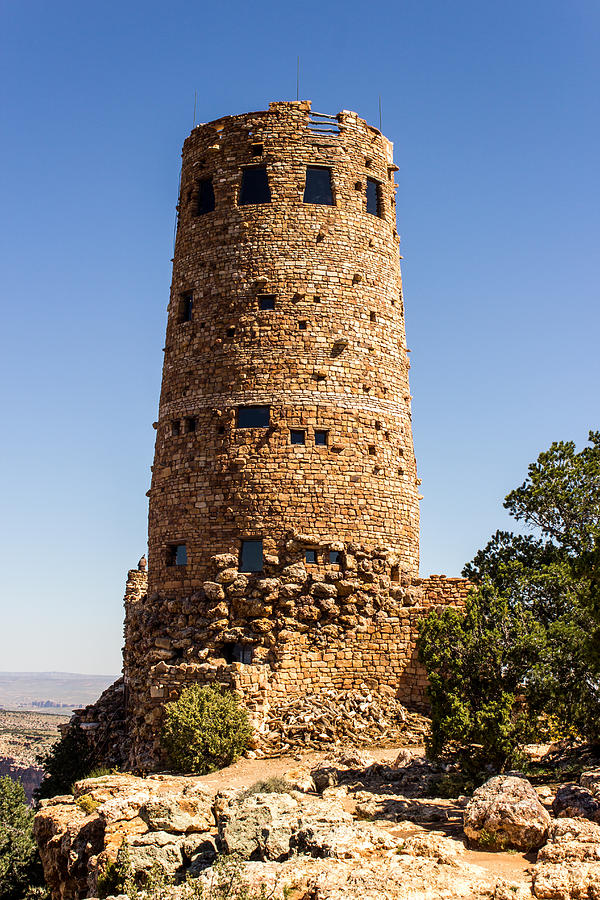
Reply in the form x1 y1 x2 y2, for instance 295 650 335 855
119 102 468 768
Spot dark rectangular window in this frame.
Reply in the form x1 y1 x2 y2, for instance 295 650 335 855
303 167 334 205
171 420 181 436
167 543 187 566
239 167 271 205
184 417 196 433
251 144 263 157
298 320 307 330
236 405 270 428
240 539 263 572
196 178 215 215
290 429 306 445
223 643 254 664
366 178 381 217
179 291 193 323
258 295 276 310
305 549 317 564
329 550 341 565
315 430 328 446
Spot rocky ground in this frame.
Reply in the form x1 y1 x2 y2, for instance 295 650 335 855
33 744 600 900
0 709 68 801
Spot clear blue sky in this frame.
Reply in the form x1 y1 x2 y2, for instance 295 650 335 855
1 0 598 674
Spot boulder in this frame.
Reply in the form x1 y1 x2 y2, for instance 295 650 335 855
552 783 600 823
580 770 600 796
139 789 213 832
464 775 550 851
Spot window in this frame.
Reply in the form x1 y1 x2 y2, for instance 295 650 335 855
184 417 196 433
370 311 377 322
303 167 334 205
236 406 270 428
179 291 193 323
290 429 306 445
240 539 263 572
196 178 215 215
391 565 400 583
298 320 307 330
251 143 263 157
366 178 381 217
329 550 341 565
223 643 254 664
167 543 187 566
171 420 181 436
313 295 321 303
305 549 317 564
258 295 276 310
239 167 271 205
315 430 328 446
226 326 236 337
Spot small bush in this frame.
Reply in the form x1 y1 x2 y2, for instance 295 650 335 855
0 776 48 899
97 841 137 899
239 776 292 800
75 794 100 815
161 684 252 774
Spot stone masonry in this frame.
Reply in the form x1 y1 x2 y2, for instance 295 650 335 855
74 102 470 770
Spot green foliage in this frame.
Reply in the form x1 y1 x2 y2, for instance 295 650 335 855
35 724 95 800
419 431 600 770
0 776 48 899
75 794 100 815
161 684 252 774
97 841 137 899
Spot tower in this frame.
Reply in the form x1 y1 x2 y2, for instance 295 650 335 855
123 101 448 768
148 101 419 591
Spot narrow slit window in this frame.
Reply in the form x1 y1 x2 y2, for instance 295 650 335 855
171 420 181 436
179 291 193 323
366 178 382 217
239 167 271 205
258 295 276 310
196 178 215 215
391 565 400 583
329 550 341 565
370 311 377 322
290 429 306 445
303 167 334 205
184 417 196 433
315 430 328 446
167 543 187 566
240 539 263 572
236 406 270 428
305 549 318 564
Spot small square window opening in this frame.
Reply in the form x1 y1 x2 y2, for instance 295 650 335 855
239 167 271 205
236 406 270 428
184 417 196 433
303 167 334 205
240 539 263 572
329 550 341 565
298 320 307 330
171 420 181 437
258 295 276 310
226 326 236 337
251 143 263 157
315 430 328 446
290 429 306 445
167 543 187 566
196 178 215 215
305 549 318 564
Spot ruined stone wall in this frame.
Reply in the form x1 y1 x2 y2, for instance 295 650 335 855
148 100 419 593
122 551 470 769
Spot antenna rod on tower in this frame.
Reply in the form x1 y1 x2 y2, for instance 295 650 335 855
297 56 300 101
